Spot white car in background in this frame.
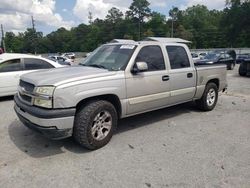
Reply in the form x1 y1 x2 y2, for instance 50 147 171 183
61 52 75 59
0 53 63 97
48 55 72 65
191 52 201 62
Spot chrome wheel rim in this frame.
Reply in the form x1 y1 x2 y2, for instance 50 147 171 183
207 88 216 106
91 111 112 141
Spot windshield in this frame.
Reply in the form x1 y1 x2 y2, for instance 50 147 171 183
204 53 220 60
80 44 136 71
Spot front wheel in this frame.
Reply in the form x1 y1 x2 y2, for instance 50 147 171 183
196 83 218 111
73 100 117 150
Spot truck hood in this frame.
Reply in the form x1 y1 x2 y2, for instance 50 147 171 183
21 66 116 86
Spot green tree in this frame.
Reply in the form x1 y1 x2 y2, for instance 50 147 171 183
5 32 24 52
169 7 179 37
146 12 169 37
126 0 151 39
222 0 250 47
22 28 43 53
106 7 123 23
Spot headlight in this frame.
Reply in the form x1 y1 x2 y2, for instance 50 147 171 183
35 86 55 96
34 86 55 108
34 98 52 108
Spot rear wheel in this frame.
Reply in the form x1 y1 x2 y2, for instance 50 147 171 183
73 100 117 150
196 82 218 111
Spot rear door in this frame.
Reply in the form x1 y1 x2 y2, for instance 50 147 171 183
125 45 171 115
165 45 196 104
0 58 23 96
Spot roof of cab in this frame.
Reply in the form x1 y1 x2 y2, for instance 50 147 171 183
144 37 191 43
107 37 191 46
110 39 136 43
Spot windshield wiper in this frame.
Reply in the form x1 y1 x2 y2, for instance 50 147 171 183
88 64 107 69
81 64 107 70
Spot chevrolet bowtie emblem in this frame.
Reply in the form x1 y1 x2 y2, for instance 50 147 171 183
20 87 26 94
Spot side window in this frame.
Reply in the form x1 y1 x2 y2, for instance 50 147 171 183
166 46 190 69
0 59 22 72
191 53 198 58
24 58 54 70
135 45 165 71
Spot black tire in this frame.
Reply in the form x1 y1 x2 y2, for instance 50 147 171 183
239 64 246 76
73 100 117 150
196 82 218 111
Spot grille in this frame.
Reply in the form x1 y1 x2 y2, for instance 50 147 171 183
19 93 32 103
19 80 35 93
19 80 35 104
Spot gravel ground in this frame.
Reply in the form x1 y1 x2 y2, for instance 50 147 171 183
0 65 249 188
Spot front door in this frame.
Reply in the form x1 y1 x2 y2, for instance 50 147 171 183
125 45 170 115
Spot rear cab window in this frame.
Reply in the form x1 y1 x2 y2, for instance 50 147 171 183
166 46 191 69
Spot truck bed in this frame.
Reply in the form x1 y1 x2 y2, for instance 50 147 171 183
193 64 227 99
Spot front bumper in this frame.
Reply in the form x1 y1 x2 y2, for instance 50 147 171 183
14 95 76 139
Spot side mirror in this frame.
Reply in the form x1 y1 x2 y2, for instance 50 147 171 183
132 62 148 74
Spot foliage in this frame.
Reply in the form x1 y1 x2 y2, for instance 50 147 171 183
3 0 250 53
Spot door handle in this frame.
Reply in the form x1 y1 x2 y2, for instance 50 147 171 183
187 73 193 78
162 75 169 81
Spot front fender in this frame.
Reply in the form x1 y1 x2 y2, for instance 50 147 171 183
53 80 126 109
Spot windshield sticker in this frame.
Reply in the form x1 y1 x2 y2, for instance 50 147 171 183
120 45 135 49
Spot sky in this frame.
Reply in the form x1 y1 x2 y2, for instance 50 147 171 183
0 0 227 35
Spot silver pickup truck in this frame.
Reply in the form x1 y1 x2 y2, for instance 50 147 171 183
14 41 227 150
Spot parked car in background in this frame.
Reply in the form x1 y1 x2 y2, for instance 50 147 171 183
236 53 250 64
191 52 201 62
195 51 236 70
0 53 63 97
48 55 72 66
61 52 75 59
239 58 250 76
199 52 207 59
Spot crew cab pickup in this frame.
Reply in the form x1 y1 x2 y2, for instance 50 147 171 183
14 40 227 150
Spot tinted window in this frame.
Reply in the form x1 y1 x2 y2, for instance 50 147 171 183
24 58 54 70
191 53 198 58
57 57 65 61
135 46 165 71
0 59 22 72
166 46 190 69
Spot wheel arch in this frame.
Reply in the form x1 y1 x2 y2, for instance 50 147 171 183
76 94 122 118
207 78 219 89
